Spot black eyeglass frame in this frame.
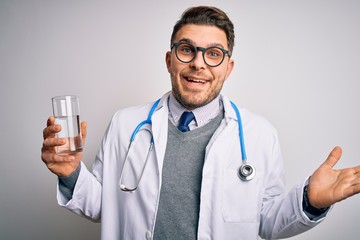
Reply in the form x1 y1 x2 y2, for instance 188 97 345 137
171 42 231 67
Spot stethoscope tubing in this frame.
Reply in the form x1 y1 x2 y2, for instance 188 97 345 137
230 101 247 162
120 98 255 192
130 99 161 142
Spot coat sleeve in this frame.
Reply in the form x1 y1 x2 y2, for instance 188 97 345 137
56 119 114 222
57 161 102 222
258 129 329 239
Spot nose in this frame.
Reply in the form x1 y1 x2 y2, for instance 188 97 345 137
189 50 206 70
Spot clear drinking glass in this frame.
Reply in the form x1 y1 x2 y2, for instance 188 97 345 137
52 95 83 155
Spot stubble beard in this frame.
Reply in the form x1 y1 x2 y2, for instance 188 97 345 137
171 78 223 110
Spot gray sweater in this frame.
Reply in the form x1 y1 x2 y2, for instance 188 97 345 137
153 112 223 239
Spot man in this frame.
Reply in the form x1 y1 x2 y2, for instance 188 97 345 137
42 6 360 240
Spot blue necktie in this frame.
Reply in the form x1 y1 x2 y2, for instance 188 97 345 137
178 111 195 132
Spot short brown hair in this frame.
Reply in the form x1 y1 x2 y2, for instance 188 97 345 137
171 6 235 55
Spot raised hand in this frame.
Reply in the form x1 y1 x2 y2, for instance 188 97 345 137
308 146 360 208
41 116 87 177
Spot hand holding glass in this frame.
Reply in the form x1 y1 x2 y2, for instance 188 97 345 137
52 95 83 155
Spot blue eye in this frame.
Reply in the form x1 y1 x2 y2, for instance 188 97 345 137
206 48 222 59
179 44 195 54
209 51 219 57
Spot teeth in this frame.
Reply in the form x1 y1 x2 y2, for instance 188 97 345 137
188 78 205 83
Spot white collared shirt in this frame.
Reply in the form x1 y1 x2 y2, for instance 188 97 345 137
168 93 221 131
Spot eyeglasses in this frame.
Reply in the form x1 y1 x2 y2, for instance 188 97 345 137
171 42 230 67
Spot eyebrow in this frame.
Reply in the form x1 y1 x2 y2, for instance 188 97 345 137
177 38 226 49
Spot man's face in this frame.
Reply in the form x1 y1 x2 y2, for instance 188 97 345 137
166 24 234 110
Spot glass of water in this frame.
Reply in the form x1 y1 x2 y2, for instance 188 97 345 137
52 95 83 155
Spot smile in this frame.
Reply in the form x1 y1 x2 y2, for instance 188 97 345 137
184 76 207 84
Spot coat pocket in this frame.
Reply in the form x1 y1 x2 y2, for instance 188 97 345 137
222 169 262 223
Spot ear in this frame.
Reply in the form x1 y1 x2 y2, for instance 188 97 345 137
165 51 172 73
224 58 234 80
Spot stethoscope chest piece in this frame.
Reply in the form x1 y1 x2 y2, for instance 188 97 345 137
238 163 256 181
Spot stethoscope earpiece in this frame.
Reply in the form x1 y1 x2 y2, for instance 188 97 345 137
238 163 256 181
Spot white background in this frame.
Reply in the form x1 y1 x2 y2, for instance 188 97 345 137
0 1 359 239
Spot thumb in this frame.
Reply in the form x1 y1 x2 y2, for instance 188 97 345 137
81 121 87 146
321 146 342 169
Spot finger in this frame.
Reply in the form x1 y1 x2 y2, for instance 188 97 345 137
41 150 75 164
344 177 360 199
350 173 360 185
43 124 62 139
43 137 66 149
47 116 55 127
321 146 343 169
52 153 75 162
352 165 360 173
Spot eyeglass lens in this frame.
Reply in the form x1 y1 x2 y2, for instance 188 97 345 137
175 43 226 67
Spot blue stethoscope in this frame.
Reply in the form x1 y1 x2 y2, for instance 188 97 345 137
119 99 255 192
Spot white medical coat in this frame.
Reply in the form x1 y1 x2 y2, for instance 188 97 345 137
57 92 327 240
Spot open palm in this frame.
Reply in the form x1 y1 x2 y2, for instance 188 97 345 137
308 146 360 208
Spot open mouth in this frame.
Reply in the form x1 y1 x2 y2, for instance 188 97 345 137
185 77 207 84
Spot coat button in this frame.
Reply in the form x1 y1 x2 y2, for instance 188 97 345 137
145 230 152 240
